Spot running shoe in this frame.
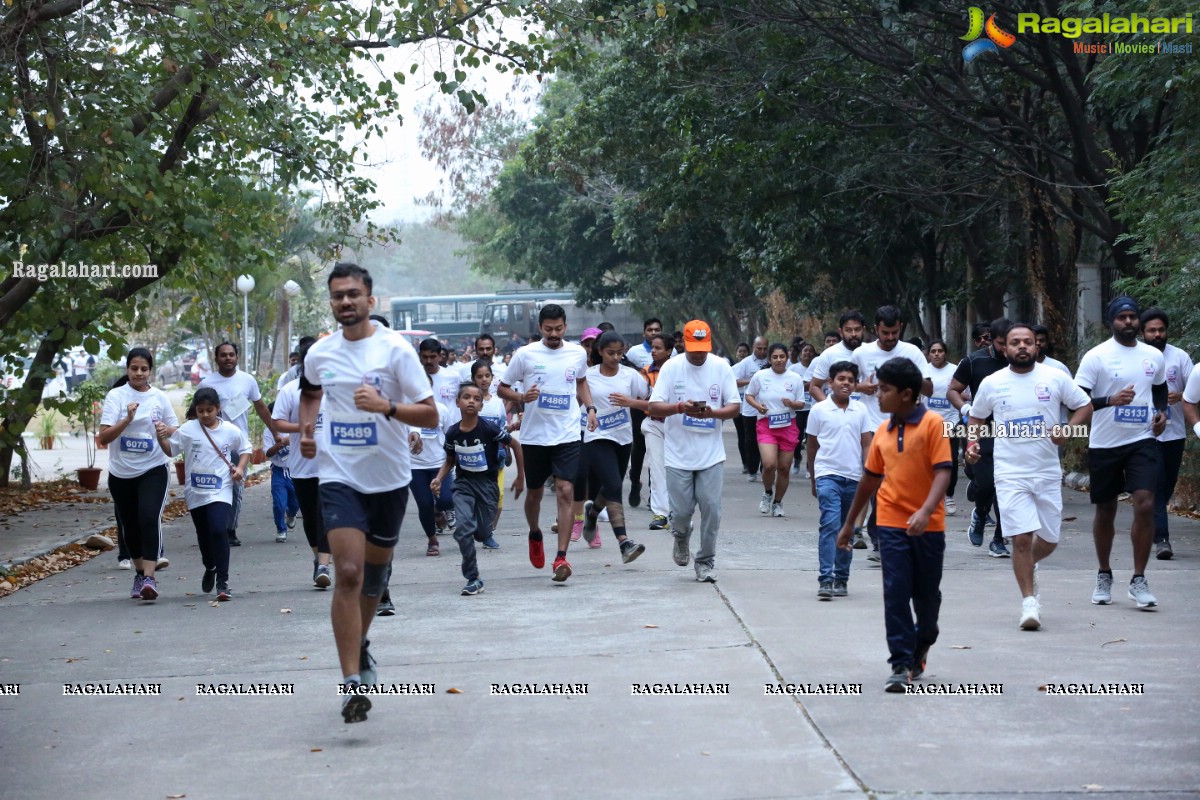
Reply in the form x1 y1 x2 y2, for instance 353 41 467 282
851 528 868 550
758 492 772 514
988 539 1010 558
911 642 931 680
1128 576 1158 609
1156 540 1173 560
885 665 910 693
551 557 572 582
746 470 758 483
130 575 145 599
944 496 956 515
360 639 378 687
1091 571 1113 605
314 564 332 588
481 536 500 550
570 519 584 543
341 681 371 724
1019 596 1041 630
286 514 296 530
581 501 598 541
156 557 169 570
672 535 691 567
628 481 642 508
216 581 232 601
694 562 716 583
140 576 158 600
118 558 132 570
445 509 457 529
967 509 983 547
202 567 216 594
228 532 241 547
986 513 996 526
588 530 602 549
832 581 848 597
817 581 833 600
461 579 485 596
648 515 668 530
619 539 645 564
426 538 440 557
376 597 395 616
528 531 545 569
867 549 881 563
771 502 784 518
275 531 287 543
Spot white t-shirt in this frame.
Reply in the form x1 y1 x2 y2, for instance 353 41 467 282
275 364 300 391
1158 343 1192 442
1074 338 1166 449
649 354 739 470
853 341 928 428
806 397 873 480
501 341 589 446
412 402 455 470
427 366 464 411
100 384 178 478
303 323 433 492
924 362 959 422
199 369 261 437
584 365 649 445
479 394 508 432
625 342 654 370
1041 356 1071 375
734 355 769 415
810 341 858 382
745 367 805 425
167 419 250 509
272 380 325 480
262 427 291 469
971 363 1091 480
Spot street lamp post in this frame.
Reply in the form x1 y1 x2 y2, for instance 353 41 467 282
236 274 256 374
283 279 301 357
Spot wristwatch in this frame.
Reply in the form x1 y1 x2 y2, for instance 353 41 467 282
585 405 597 413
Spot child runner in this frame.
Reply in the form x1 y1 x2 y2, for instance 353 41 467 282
431 383 525 595
745 342 807 517
473 360 509 547
409 374 458 558
99 347 178 600
580 330 650 562
263 401 300 543
836 359 951 692
806 361 872 599
156 388 250 601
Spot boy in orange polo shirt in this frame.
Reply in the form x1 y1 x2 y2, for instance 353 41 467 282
837 359 952 693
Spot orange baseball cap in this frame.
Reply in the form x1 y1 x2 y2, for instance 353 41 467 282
682 320 713 352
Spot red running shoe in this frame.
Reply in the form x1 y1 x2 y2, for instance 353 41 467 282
528 530 545 569
551 557 572 583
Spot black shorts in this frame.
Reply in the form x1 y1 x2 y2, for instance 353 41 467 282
1087 439 1159 504
319 482 408 548
524 441 582 488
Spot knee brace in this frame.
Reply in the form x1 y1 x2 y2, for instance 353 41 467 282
361 561 389 598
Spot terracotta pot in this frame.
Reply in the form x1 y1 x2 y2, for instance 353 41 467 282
77 467 102 491
174 460 186 485
39 436 55 450
251 448 266 465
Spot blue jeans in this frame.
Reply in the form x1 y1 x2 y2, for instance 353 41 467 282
270 465 299 534
410 468 455 537
816 475 856 583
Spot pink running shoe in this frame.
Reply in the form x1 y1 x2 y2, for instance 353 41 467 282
570 519 584 542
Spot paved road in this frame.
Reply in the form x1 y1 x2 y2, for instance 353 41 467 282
1 432 1198 799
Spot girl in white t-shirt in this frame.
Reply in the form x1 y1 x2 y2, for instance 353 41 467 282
99 347 178 601
925 340 960 514
156 388 250 601
745 344 807 517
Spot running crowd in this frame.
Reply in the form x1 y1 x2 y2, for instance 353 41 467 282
96 264 1194 708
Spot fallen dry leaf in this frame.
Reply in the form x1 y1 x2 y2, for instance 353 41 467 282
643 624 659 629
1062 516 1077 522
446 687 462 694
1038 684 1047 692
310 748 322 752
1101 638 1127 647
208 601 220 608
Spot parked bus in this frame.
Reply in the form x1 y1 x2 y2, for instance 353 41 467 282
480 292 642 347
390 293 506 338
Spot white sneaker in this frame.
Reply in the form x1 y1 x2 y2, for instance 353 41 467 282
156 557 169 570
758 492 772 514
117 558 132 570
1128 576 1157 609
1091 572 1113 605
944 496 956 515
771 502 784 517
1019 596 1041 630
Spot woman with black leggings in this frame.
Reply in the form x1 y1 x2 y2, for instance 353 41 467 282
98 348 177 601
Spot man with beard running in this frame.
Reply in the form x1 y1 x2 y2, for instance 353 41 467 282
1139 308 1191 561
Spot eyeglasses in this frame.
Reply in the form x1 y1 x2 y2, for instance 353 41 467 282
330 290 365 302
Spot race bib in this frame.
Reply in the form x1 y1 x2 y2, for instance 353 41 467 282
597 408 630 431
1113 405 1149 424
803 392 813 405
455 442 488 472
328 415 380 452
928 397 950 409
191 472 222 490
767 412 792 429
850 393 863 403
276 445 291 459
221 392 250 423
537 392 571 412
682 414 717 431
119 436 153 454
1003 414 1046 439
419 427 440 440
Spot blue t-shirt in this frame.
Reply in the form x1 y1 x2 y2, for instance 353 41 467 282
443 418 511 480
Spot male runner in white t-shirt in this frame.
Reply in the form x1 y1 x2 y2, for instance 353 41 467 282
298 263 437 723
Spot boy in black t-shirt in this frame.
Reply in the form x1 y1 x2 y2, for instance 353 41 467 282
432 383 526 595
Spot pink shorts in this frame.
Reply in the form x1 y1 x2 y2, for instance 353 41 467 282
756 416 799 451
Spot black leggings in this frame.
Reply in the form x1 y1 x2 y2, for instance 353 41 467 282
734 415 760 473
190 501 231 582
629 408 647 487
584 439 631 536
108 466 169 565
292 477 329 555
947 435 960 497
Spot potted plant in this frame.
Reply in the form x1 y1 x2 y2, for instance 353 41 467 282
70 379 109 490
37 410 58 450
247 411 266 465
